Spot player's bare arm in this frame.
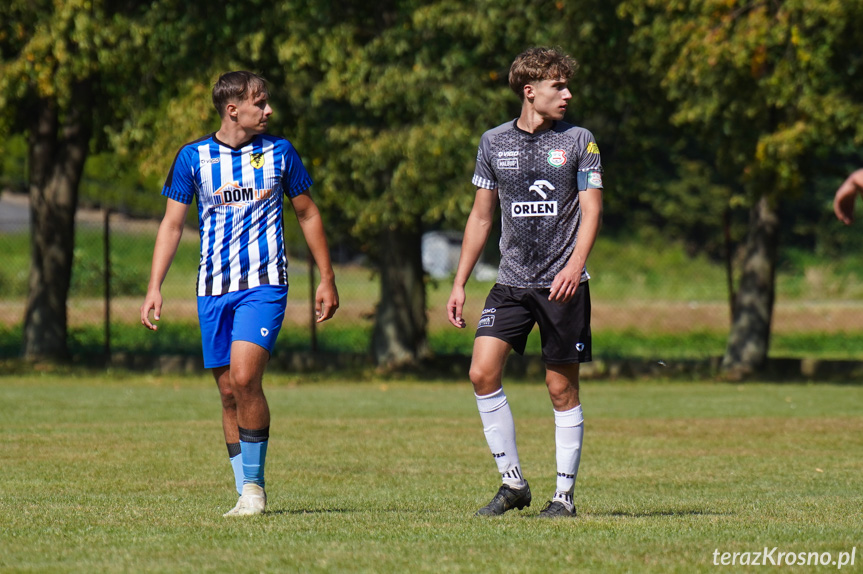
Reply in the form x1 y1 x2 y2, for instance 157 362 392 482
833 169 863 225
140 198 190 330
549 187 603 303
447 188 499 328
291 191 339 322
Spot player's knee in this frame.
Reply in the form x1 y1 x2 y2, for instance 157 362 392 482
229 374 252 393
546 378 578 405
229 369 264 396
218 386 236 408
468 365 487 386
469 365 501 393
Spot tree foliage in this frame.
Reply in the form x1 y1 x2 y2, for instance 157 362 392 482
1 0 151 360
620 0 863 198
618 0 863 373
5 0 863 368
0 0 236 360
263 0 590 365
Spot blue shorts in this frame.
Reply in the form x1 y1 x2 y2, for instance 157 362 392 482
197 285 288 369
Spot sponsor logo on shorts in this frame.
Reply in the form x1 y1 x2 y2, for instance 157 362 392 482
482 308 497 314
575 343 585 351
512 201 558 217
261 328 270 337
478 315 495 328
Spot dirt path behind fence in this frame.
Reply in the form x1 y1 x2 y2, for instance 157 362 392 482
3 298 863 334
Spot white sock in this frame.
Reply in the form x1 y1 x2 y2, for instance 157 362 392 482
476 388 526 488
553 490 574 509
554 404 584 508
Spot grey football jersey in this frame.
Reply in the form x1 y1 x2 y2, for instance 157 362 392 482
472 119 603 288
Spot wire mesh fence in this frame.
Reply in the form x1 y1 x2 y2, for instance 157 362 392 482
4 191 863 365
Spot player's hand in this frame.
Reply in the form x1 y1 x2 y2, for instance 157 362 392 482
140 291 163 331
447 286 467 328
549 266 581 303
315 281 339 323
834 169 863 225
834 185 858 225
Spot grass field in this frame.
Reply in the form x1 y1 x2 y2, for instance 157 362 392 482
1 371 861 572
6 222 863 362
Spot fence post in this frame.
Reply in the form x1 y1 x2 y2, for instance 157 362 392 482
723 207 735 322
103 208 111 360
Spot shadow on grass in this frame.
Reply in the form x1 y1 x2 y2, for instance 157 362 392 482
266 508 353 515
263 507 734 519
594 509 734 518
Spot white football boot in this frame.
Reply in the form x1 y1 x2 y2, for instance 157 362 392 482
223 483 266 517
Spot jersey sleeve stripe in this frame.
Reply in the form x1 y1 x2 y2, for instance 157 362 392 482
472 174 497 189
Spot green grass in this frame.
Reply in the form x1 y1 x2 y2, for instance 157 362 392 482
7 226 863 301
7 322 863 362
1 373 861 573
7 227 863 360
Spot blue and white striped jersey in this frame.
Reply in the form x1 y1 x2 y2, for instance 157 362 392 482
162 133 312 296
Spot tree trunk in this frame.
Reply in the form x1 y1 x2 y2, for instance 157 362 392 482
721 194 780 377
372 226 430 367
23 87 92 361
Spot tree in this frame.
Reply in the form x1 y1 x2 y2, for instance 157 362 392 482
618 0 863 376
268 1 547 366
0 0 233 361
124 0 646 368
0 1 135 359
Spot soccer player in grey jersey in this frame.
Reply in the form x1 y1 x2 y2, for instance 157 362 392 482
447 47 603 518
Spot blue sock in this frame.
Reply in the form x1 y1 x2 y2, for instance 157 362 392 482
239 426 269 488
230 454 244 495
227 442 243 495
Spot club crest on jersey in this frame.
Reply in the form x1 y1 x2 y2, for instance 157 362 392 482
249 152 265 169
547 149 567 167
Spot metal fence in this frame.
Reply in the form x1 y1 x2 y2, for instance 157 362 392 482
3 191 863 365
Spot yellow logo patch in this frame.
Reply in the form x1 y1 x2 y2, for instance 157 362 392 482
249 152 265 169
586 142 600 154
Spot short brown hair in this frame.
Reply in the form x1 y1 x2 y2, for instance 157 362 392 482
212 71 269 117
508 47 577 100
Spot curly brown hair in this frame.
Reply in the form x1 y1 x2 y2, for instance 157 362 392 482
508 47 577 100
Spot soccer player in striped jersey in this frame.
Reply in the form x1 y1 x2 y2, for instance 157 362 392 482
447 48 603 518
140 71 339 517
